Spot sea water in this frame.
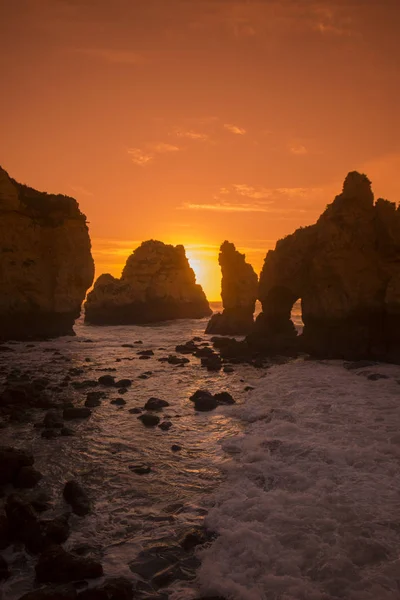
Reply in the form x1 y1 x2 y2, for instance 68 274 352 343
1 302 400 599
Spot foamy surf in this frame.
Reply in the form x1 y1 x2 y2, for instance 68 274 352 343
183 360 400 600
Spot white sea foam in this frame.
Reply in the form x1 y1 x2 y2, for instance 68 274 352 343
192 360 400 600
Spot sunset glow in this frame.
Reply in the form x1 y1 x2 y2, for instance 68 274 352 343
1 0 399 302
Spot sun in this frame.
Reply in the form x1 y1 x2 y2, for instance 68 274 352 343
185 250 221 302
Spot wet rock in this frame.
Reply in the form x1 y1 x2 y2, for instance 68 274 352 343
179 528 210 551
63 407 91 420
110 397 126 406
366 373 390 381
0 446 34 485
14 466 43 489
0 554 9 579
85 391 105 405
158 421 172 431
41 429 59 439
138 413 160 427
167 355 189 365
144 397 170 411
175 341 197 354
97 375 115 386
0 513 11 549
0 384 54 412
63 481 91 516
201 356 222 371
194 346 215 358
29 491 52 513
35 545 103 583
213 391 235 405
190 390 218 412
44 410 64 429
115 378 132 387
5 494 43 553
60 427 75 437
84 397 102 408
18 585 78 599
42 515 70 545
68 368 84 377
77 577 133 600
129 464 151 475
71 381 98 390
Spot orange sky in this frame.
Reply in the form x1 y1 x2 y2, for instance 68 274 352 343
1 0 399 299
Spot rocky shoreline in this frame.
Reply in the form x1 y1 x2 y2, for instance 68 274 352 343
0 324 260 600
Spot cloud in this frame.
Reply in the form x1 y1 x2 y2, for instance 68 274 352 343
127 148 154 166
150 142 180 153
289 143 308 155
174 129 209 141
180 202 276 213
233 184 272 199
75 47 146 65
127 142 180 166
223 123 246 135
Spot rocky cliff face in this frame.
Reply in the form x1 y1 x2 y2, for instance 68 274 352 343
250 172 400 361
84 240 212 324
206 241 258 335
0 166 94 340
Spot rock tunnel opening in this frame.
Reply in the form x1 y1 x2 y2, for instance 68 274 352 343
291 299 304 334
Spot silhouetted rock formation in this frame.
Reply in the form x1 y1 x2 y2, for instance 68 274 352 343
250 172 400 362
0 167 94 340
206 241 258 335
84 240 211 324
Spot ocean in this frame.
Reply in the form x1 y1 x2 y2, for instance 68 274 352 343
1 302 400 600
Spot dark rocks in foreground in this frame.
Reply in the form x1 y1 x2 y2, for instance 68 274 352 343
63 481 91 516
0 166 94 341
35 545 103 583
206 241 258 336
84 240 211 325
190 389 236 411
18 585 77 600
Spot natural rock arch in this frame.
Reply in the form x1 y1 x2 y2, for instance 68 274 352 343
249 172 400 362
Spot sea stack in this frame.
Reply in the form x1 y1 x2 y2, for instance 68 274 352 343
84 240 211 324
206 241 258 335
249 171 400 362
0 166 94 340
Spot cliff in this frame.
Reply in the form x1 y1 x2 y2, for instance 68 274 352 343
250 172 400 361
206 241 258 335
84 240 212 324
0 166 94 340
